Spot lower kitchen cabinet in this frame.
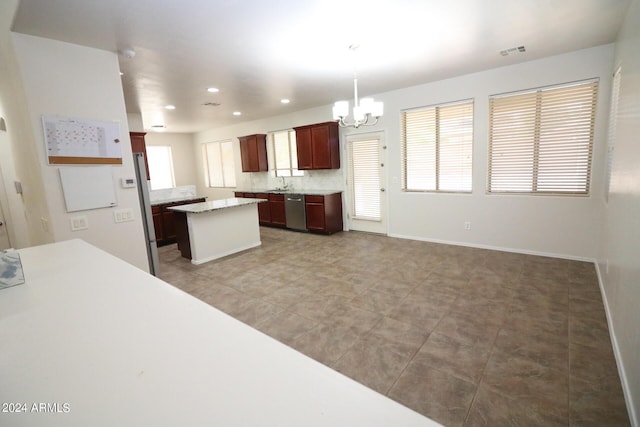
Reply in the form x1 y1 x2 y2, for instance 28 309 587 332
153 198 205 246
269 194 287 227
305 193 343 234
152 206 164 242
256 193 271 224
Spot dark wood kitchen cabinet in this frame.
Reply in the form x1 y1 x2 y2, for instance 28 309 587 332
293 122 340 170
130 132 150 178
268 193 286 227
238 134 268 172
255 193 271 224
305 193 343 234
234 191 274 225
152 198 205 246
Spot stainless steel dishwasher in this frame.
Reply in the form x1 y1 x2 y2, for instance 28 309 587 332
284 193 307 231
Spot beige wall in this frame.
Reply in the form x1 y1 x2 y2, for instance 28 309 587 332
11 33 149 272
145 132 197 187
599 0 640 423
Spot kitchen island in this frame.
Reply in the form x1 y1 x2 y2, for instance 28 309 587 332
0 239 438 426
168 197 265 265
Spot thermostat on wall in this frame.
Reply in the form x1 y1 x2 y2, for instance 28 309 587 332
121 177 136 188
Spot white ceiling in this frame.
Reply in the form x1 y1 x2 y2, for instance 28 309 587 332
11 0 630 133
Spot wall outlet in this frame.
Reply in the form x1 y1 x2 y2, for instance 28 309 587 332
114 209 134 223
70 216 88 231
464 221 471 230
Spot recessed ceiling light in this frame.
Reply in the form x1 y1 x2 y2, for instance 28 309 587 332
232 111 242 116
207 87 219 93
281 99 290 104
165 105 176 110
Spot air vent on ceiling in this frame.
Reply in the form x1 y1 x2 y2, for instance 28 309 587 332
500 45 526 56
202 102 221 107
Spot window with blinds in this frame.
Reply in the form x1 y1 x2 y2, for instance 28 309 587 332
203 140 236 188
272 130 303 177
349 138 381 220
401 100 473 192
488 79 598 195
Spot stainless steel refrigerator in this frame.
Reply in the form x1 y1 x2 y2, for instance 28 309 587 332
133 153 160 276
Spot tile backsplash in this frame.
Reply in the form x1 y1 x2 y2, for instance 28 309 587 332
241 169 344 192
150 184 197 203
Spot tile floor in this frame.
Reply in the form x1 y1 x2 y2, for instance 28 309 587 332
157 227 630 426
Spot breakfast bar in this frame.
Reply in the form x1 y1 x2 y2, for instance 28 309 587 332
168 197 265 265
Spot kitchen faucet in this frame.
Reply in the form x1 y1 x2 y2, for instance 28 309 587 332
280 176 289 190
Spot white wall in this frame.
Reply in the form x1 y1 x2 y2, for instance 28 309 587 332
195 45 614 260
145 132 198 187
377 44 614 260
0 0 51 249
11 33 149 272
599 0 640 423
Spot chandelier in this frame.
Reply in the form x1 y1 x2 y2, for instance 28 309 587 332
332 45 383 128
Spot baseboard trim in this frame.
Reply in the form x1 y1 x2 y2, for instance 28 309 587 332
387 232 595 262
594 263 638 427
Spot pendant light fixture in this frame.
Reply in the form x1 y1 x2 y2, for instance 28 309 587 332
332 45 383 128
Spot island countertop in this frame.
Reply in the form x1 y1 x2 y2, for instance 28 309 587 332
167 197 265 214
0 239 439 427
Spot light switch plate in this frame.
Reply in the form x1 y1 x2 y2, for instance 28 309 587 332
114 209 134 223
70 216 88 231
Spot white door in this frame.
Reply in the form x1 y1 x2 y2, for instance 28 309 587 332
346 132 387 234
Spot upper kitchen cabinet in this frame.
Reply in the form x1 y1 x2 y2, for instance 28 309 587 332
130 132 150 178
238 134 268 172
293 122 340 170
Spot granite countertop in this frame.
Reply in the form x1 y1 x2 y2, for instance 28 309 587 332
167 197 266 214
236 189 342 196
151 196 206 206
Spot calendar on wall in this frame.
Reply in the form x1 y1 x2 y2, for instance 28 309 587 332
42 115 123 165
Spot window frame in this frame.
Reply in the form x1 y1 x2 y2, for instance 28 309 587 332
270 129 303 177
488 79 598 196
401 99 474 193
203 140 236 188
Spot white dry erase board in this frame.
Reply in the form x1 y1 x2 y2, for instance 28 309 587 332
59 167 118 212
43 115 123 165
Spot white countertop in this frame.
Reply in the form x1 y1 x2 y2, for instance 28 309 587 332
167 197 265 214
236 189 342 196
150 196 204 206
0 239 439 427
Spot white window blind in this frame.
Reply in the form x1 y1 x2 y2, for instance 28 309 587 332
350 138 381 220
488 79 598 195
272 130 303 177
203 140 236 188
146 145 175 190
401 100 473 192
606 67 621 200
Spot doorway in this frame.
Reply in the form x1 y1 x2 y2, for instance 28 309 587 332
346 132 387 234
0 127 12 250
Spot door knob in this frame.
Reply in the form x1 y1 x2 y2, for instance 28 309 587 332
0 221 4 226
380 188 386 192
